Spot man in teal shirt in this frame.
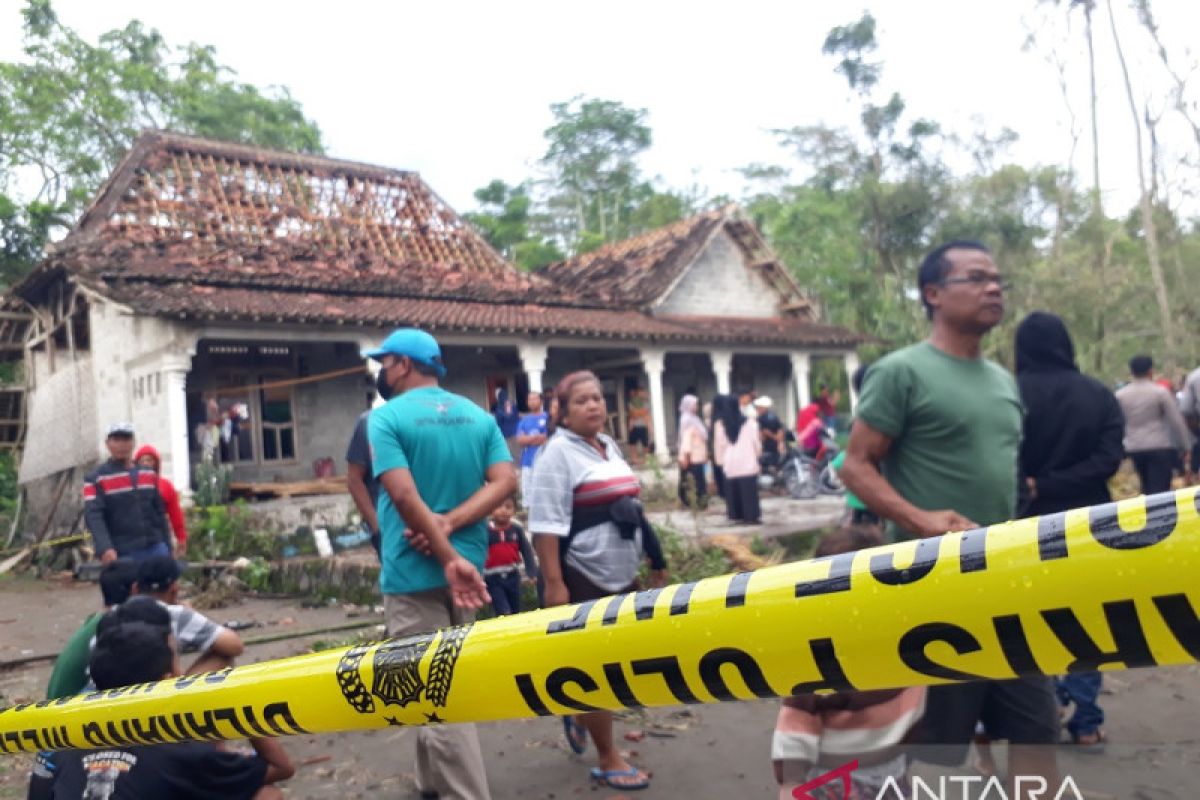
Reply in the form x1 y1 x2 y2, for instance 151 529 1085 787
366 328 516 800
840 241 1058 793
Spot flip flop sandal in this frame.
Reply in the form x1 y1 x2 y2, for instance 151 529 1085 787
590 766 650 791
562 716 588 754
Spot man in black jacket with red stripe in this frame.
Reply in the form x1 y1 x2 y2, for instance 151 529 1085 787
84 423 171 564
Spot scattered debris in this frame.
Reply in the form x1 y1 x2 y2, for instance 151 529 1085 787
229 477 348 501
224 620 261 632
622 730 645 742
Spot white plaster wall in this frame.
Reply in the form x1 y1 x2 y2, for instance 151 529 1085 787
655 230 781 318
83 300 195 473
18 356 97 483
128 363 173 464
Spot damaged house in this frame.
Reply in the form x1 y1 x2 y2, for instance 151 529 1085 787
3 132 862 538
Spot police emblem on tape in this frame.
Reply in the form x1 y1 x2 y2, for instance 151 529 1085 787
336 624 473 713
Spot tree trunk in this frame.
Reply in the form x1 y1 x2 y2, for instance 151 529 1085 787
1146 112 1188 292
1083 2 1101 215
1107 0 1176 371
1083 1 1107 375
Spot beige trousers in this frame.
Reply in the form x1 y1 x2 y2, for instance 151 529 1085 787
385 588 492 800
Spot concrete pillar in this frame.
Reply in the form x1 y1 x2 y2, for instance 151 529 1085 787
519 342 549 396
844 351 861 412
365 359 385 409
161 354 192 493
641 348 670 460
357 338 387 409
790 352 811 411
710 350 733 395
783 357 798 434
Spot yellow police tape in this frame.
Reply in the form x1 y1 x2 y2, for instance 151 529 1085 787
0 532 89 559
2 488 1199 754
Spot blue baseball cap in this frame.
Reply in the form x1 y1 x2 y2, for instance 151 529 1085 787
362 328 447 377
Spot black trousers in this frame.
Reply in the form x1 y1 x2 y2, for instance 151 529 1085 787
678 463 707 508
712 464 726 498
725 475 761 523
1130 448 1176 494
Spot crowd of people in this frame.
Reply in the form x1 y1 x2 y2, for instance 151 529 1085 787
28 237 1200 799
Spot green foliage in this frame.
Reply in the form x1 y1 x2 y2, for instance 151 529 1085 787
466 95 703 262
0 453 18 516
463 180 563 270
192 461 232 507
0 195 65 288
310 629 377 653
0 452 20 537
240 556 271 591
541 95 653 246
822 12 881 94
187 503 277 561
644 524 730 585
0 0 323 286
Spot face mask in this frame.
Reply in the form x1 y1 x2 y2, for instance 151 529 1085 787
742 404 755 418
375 368 394 402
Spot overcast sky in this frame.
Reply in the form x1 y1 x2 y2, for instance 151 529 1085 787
3 0 1199 216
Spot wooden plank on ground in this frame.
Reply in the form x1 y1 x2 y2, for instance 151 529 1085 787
229 476 349 500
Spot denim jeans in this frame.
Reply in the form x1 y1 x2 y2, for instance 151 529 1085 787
485 569 522 616
119 541 170 562
1055 672 1104 736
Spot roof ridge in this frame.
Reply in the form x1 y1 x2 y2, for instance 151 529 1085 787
145 130 418 181
545 205 730 267
84 267 629 311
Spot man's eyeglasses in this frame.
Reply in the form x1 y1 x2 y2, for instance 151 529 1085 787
940 273 1011 291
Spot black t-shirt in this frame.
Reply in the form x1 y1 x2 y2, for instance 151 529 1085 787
759 411 784 455
51 742 267 799
345 411 380 507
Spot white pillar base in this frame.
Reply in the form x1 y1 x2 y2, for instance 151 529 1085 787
161 355 192 493
519 342 549 396
844 351 861 412
641 349 670 460
710 350 733 396
790 352 811 411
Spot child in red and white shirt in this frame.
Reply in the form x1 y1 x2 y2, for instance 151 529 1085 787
484 496 538 616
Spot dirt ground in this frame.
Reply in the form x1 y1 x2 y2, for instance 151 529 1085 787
1 573 1198 800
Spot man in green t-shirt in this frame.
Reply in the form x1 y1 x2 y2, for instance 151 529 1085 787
840 241 1058 793
28 559 139 799
366 328 517 800
45 560 139 699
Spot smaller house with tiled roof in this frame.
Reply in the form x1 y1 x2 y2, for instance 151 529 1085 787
4 132 861 534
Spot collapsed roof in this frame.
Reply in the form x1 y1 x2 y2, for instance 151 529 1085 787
10 132 859 348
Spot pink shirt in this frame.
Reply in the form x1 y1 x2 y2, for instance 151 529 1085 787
715 417 761 478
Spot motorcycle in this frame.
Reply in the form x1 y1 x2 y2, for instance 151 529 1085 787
759 432 844 499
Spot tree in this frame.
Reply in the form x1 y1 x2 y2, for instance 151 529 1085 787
1105 0 1175 369
463 180 563 271
752 13 947 350
539 96 653 248
466 96 698 262
1134 0 1200 173
0 0 323 285
1037 0 1118 373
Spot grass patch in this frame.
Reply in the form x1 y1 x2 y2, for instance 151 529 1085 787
771 528 828 561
